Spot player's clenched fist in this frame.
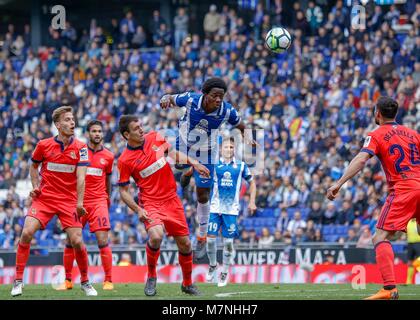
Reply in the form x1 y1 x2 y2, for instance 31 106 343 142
76 205 87 217
137 207 152 223
326 184 341 201
160 95 175 110
193 163 210 178
29 188 41 198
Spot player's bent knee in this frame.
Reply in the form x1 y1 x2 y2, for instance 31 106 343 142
20 229 34 243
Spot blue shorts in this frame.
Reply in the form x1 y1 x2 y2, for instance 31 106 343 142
175 137 214 188
207 213 238 238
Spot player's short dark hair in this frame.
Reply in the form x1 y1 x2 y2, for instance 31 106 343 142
119 115 139 140
52 106 73 123
222 137 235 145
376 96 398 119
86 120 103 132
202 77 227 94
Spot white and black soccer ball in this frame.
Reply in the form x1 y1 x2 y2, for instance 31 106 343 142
265 27 292 53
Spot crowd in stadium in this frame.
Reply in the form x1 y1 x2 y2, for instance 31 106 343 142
0 0 419 249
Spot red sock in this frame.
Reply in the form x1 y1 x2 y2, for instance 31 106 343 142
179 251 193 287
375 241 396 288
15 242 31 281
99 244 113 282
63 245 75 281
74 246 89 283
146 242 160 278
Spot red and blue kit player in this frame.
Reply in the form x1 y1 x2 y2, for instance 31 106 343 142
62 120 115 291
11 106 97 297
327 96 420 300
117 115 209 296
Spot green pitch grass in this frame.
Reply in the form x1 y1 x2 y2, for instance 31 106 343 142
1 283 420 300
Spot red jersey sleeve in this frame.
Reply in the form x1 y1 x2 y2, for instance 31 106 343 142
117 159 132 186
107 154 115 175
31 141 44 163
77 144 90 166
360 133 380 157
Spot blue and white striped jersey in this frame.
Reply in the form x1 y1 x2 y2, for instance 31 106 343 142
174 92 241 161
210 158 253 216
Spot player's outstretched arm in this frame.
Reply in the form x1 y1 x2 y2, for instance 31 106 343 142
76 166 87 217
235 121 258 147
167 147 210 178
119 185 151 223
327 152 372 200
248 179 257 214
29 162 41 198
160 94 177 110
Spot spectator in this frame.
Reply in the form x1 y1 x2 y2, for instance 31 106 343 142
120 11 136 35
131 26 147 48
323 202 337 225
149 10 166 35
276 208 289 234
118 253 132 266
306 1 323 36
204 4 222 40
308 201 323 225
287 211 307 235
258 227 274 248
345 228 358 243
336 200 355 225
356 226 373 248
174 7 189 49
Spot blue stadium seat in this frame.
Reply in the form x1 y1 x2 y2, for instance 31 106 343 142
336 225 348 235
396 34 406 45
324 235 339 242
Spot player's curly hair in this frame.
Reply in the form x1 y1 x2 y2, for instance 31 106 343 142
201 77 227 94
376 96 398 119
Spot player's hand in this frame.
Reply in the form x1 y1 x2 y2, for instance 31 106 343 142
245 138 259 147
327 183 341 201
29 188 41 198
248 202 257 215
160 95 174 110
76 205 87 218
137 207 153 223
193 163 210 178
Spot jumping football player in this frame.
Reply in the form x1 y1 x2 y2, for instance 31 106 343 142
160 77 257 260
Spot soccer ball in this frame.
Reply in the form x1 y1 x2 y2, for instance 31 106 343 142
265 27 292 53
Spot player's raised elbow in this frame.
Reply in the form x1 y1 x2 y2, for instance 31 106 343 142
357 151 372 166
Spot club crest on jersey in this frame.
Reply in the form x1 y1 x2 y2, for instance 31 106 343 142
70 151 77 159
31 208 37 215
100 158 106 165
152 145 160 152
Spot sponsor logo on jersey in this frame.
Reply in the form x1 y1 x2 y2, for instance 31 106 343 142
139 157 166 178
47 162 76 173
221 171 233 187
87 167 103 176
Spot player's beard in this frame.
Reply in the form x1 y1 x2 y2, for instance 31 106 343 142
90 137 103 146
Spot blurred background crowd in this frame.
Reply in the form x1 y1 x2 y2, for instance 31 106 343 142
0 0 418 249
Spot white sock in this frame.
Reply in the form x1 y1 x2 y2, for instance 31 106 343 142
222 238 234 274
197 202 210 239
206 237 217 267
